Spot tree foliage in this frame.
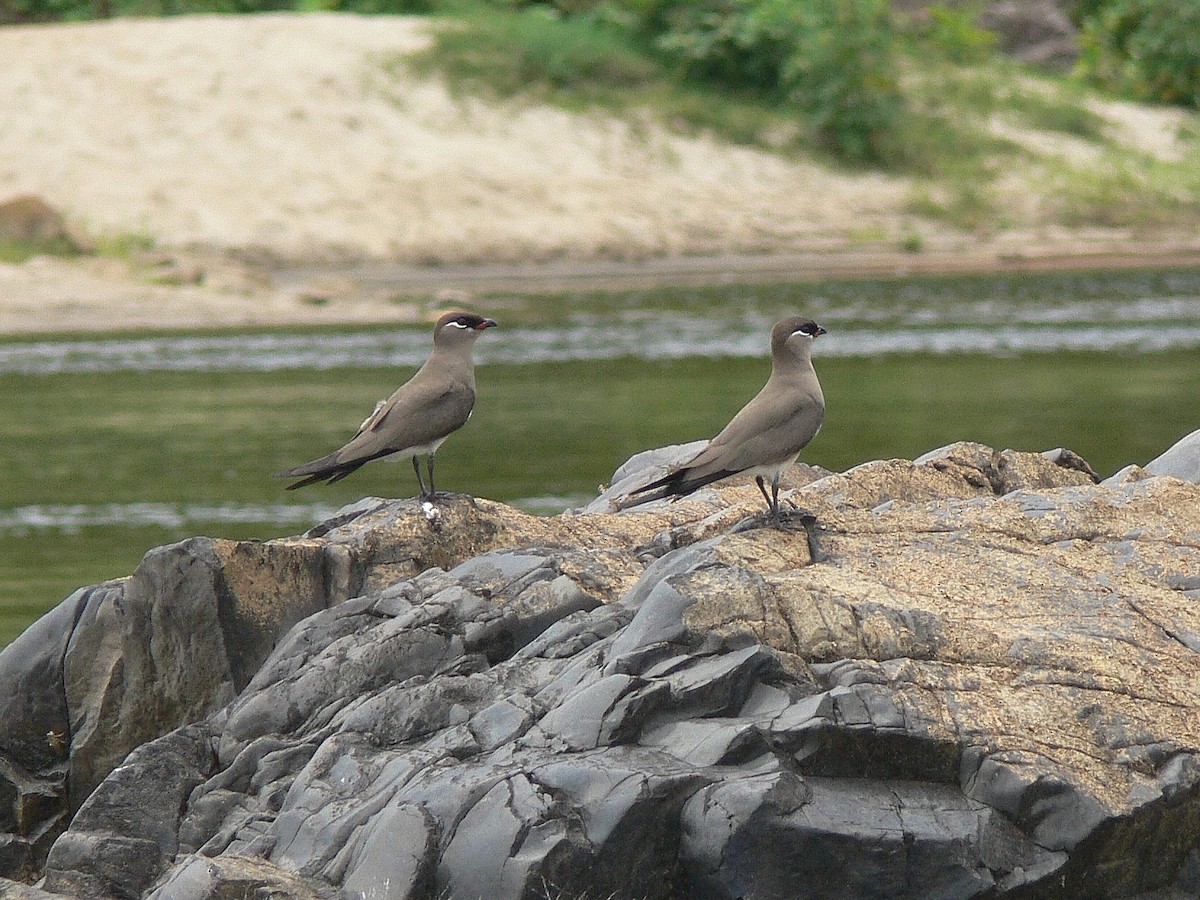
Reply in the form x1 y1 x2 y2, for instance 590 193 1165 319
1076 0 1200 107
628 0 903 161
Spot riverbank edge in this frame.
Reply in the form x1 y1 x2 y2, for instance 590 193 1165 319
274 241 1200 295
6 238 1200 339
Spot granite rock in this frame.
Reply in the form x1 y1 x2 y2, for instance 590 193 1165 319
2 441 1199 898
1146 428 1200 484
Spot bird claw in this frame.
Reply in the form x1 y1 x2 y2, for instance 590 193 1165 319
734 507 825 562
730 515 765 534
732 510 798 533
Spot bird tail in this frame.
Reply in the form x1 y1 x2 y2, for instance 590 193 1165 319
274 452 365 490
618 466 736 510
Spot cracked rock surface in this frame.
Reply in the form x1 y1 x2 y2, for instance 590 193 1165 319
2 440 1200 899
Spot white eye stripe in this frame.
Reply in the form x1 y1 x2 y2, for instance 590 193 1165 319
447 321 471 329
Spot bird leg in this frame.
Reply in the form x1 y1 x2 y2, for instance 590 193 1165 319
755 475 772 510
427 453 438 499
752 474 787 529
412 456 430 500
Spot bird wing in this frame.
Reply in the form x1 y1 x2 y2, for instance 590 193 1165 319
336 376 476 463
279 376 475 480
680 380 823 480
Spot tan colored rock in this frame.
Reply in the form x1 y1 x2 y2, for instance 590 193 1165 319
680 469 1200 825
4 443 1200 894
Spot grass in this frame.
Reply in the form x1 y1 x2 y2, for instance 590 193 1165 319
93 231 156 260
0 236 81 264
1006 85 1112 141
4 346 1199 648
1038 147 1200 229
400 5 649 111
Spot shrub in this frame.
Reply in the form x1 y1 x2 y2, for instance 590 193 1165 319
410 3 660 98
636 0 904 162
915 3 997 64
298 0 433 12
1076 0 1200 108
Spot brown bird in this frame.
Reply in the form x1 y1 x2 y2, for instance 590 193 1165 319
276 311 497 497
621 316 826 526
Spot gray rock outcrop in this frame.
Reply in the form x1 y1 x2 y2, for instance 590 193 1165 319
1146 428 1200 484
3 440 1200 899
977 0 1079 71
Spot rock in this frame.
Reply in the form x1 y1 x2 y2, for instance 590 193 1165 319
3 442 1200 898
0 879 63 899
42 726 214 899
0 495 646 880
1146 428 1200 483
145 854 333 900
0 195 80 251
978 0 1079 71
59 535 352 812
0 588 91 882
896 0 1079 71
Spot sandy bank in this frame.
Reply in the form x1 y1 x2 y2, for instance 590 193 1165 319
1 12 1198 333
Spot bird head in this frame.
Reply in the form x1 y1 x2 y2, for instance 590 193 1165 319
434 312 499 347
772 316 826 358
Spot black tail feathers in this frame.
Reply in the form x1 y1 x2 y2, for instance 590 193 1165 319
620 466 737 509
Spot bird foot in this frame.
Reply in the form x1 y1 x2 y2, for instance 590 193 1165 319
731 510 801 533
733 507 827 560
730 515 767 534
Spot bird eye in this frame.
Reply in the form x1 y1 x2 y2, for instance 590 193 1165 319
797 322 817 335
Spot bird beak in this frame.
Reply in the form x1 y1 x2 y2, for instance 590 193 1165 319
815 325 828 336
475 319 498 330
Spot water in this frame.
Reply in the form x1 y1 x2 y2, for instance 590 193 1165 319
3 267 1199 646
4 271 1200 374
0 497 591 533
0 501 341 535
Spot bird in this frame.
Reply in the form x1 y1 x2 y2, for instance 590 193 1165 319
620 316 826 526
275 311 497 498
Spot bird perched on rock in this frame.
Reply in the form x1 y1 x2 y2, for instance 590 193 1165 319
620 316 826 526
276 311 497 497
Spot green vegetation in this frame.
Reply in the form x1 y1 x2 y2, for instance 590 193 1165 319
0 236 80 264
1040 150 1200 228
642 0 903 161
403 4 660 106
4 0 1196 158
93 231 156 260
1076 0 1200 107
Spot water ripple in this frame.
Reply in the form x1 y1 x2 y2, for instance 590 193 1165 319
0 502 339 534
3 314 1199 375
